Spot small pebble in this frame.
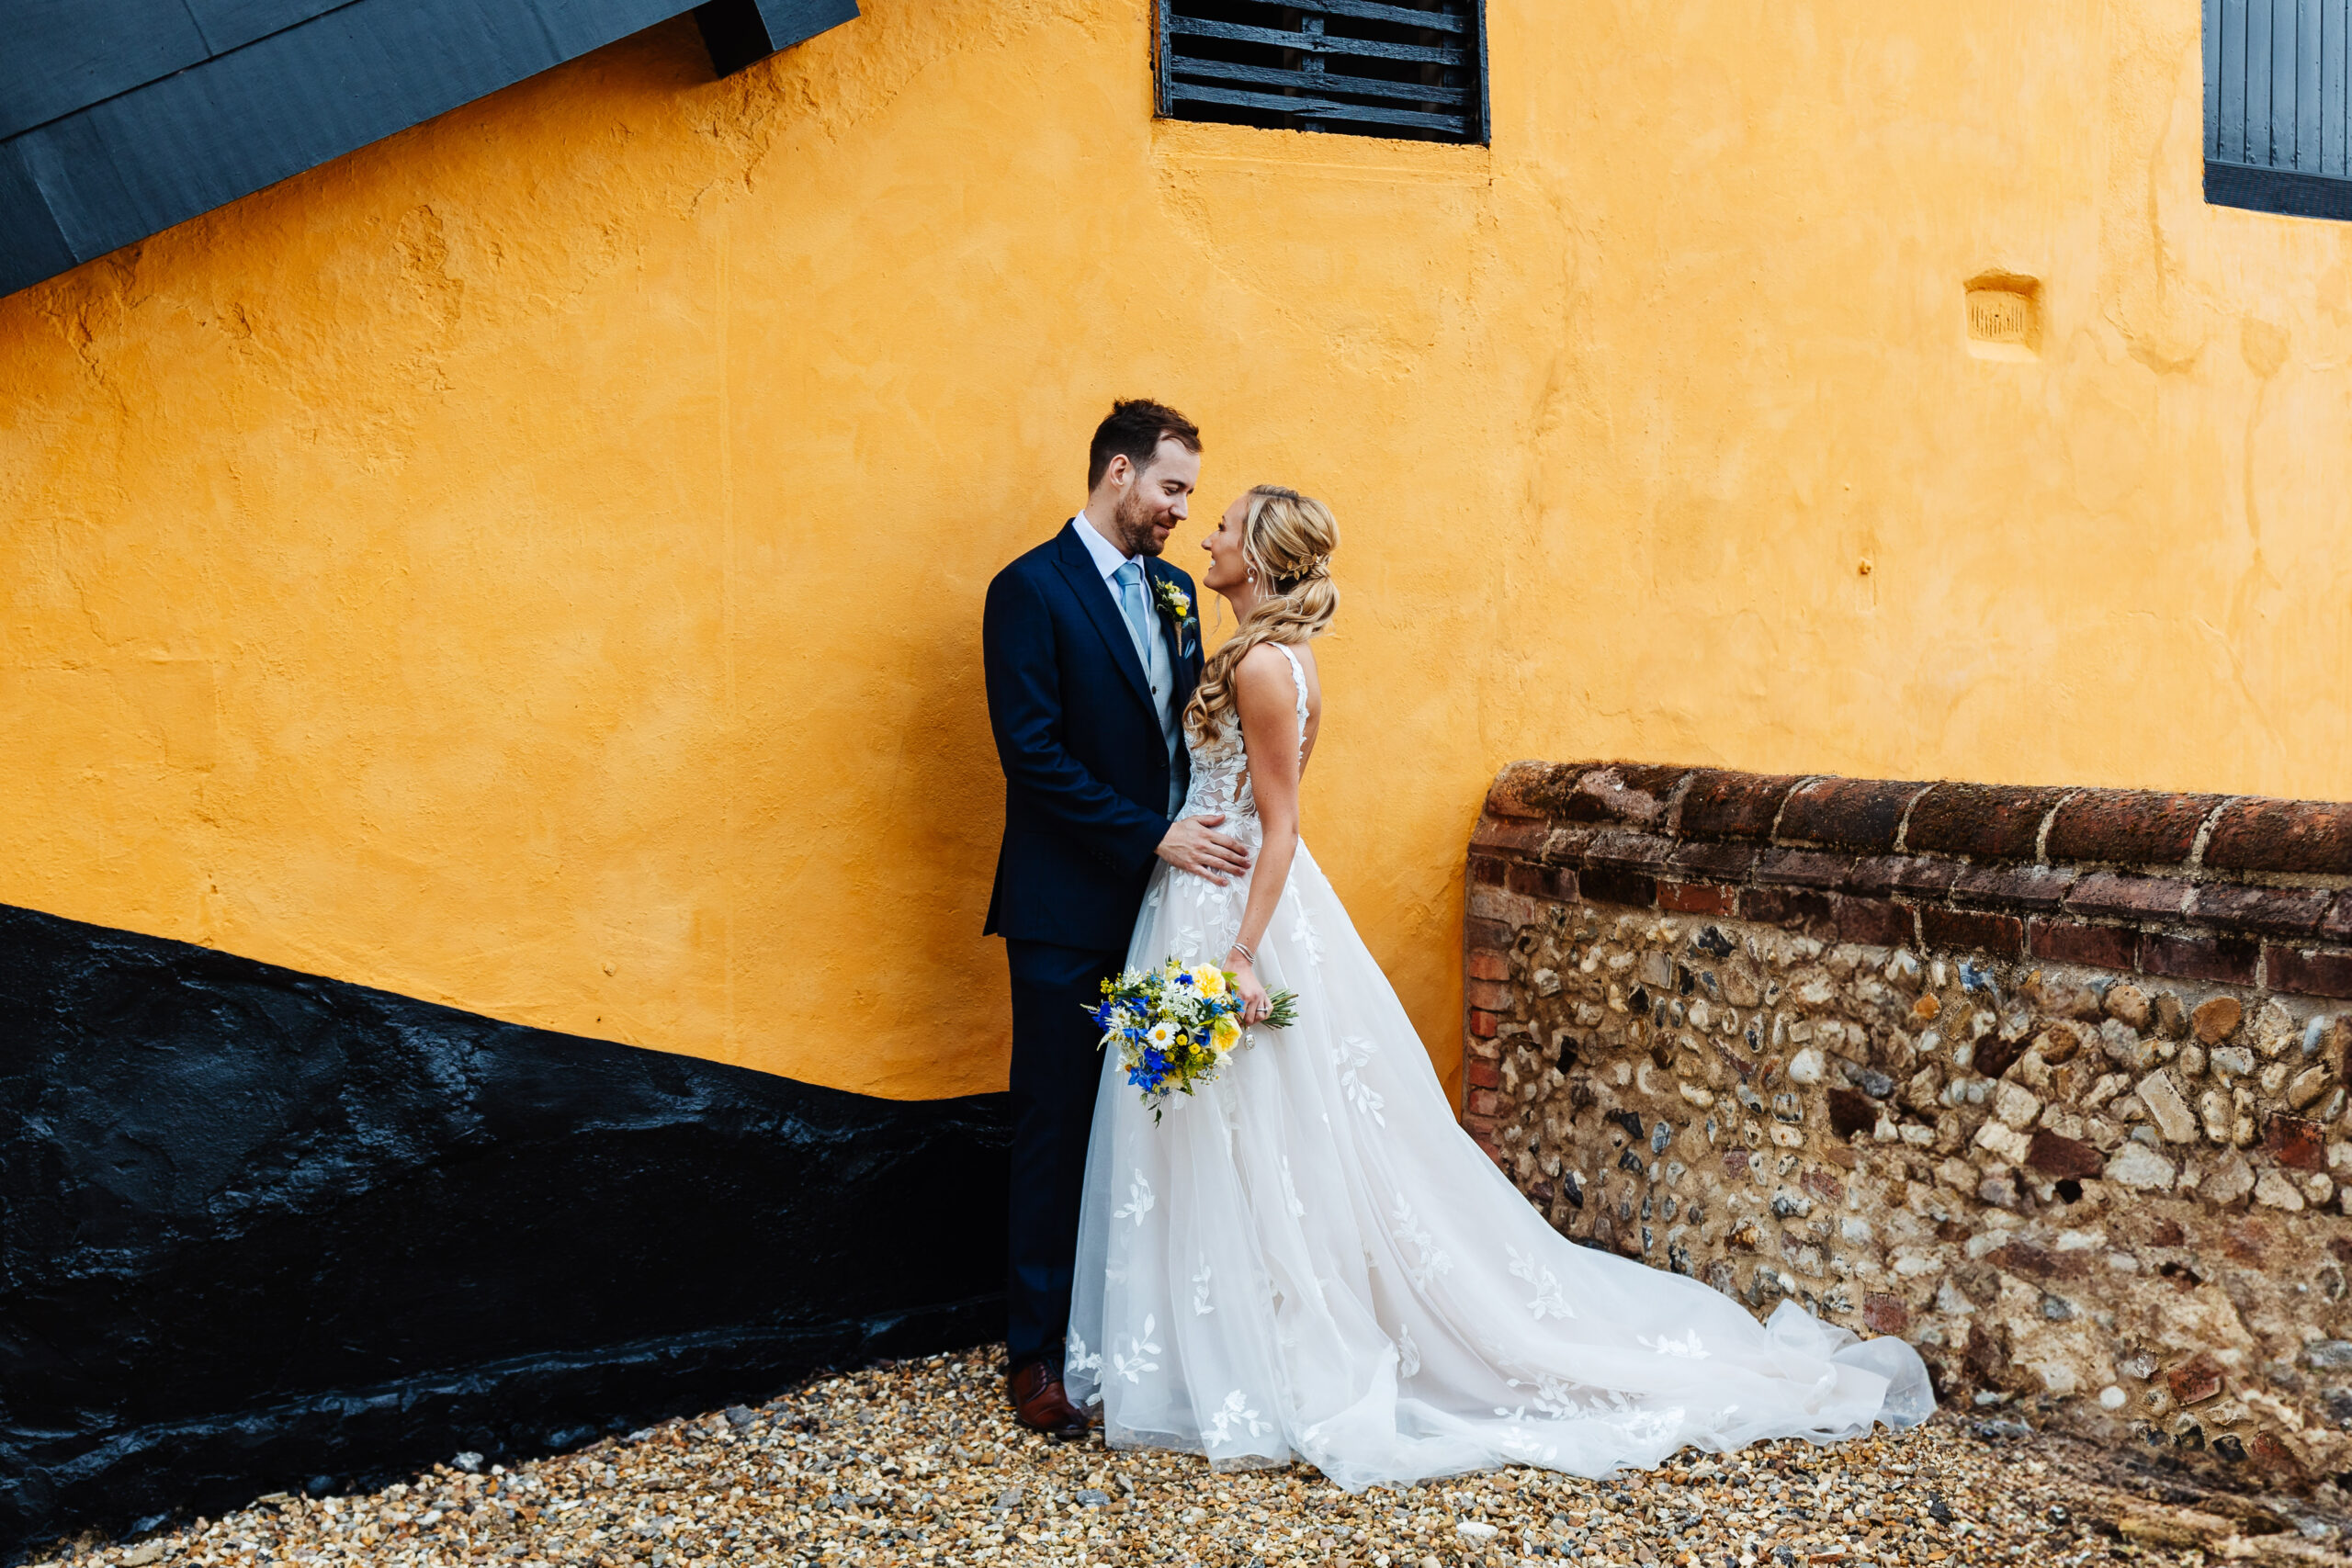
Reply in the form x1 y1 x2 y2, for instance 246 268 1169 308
23 1341 2348 1568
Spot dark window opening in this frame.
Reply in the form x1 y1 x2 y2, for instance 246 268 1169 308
1156 0 1487 146
2204 0 2352 220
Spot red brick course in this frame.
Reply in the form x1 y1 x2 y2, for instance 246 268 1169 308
1919 906 2024 957
2141 933 2261 987
1504 862 1577 903
1467 761 2352 1010
1905 782 2073 861
1675 769 1804 840
1833 896 1916 948
1583 830 1673 877
1464 977 1513 1012
1738 886 1837 937
1468 816 1551 856
1578 867 1658 908
2066 871 2194 923
1844 854 1959 901
1753 848 1855 890
1488 762 1689 829
2265 947 2352 1000
1658 882 1737 916
2028 919 2141 971
2205 796 2352 875
1465 916 1513 952
2044 788 2224 866
1666 840 1760 883
1777 777 1928 853
1951 863 2077 912
2187 884 2333 939
2325 894 2352 946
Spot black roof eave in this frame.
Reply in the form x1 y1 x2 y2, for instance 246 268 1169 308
0 0 856 299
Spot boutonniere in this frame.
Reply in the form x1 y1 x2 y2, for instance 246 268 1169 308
1152 577 1193 625
1152 577 1196 655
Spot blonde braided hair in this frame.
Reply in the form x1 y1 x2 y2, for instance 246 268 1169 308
1182 485 1340 747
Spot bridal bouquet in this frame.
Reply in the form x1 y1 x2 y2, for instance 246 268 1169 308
1088 959 1297 1118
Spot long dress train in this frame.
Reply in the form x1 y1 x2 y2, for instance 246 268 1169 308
1065 645 1931 1492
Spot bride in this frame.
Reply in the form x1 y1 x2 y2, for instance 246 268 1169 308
1065 486 1931 1490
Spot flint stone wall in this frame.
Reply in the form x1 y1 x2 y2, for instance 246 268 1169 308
1461 761 2352 1492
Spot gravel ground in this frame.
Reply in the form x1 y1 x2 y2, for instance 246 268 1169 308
35 1345 2352 1568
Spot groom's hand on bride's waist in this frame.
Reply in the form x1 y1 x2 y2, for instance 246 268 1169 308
1158 813 1251 885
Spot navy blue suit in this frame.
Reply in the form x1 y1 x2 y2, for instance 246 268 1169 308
982 521 1202 1371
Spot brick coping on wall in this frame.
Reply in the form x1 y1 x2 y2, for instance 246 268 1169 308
1464 761 2352 1145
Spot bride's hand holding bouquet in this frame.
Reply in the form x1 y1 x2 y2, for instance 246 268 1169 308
1086 957 1296 1119
1222 943 1280 1026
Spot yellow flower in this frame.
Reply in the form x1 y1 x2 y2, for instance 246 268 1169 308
1213 1016 1240 1055
1190 964 1227 998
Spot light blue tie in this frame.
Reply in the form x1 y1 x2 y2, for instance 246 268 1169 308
1113 560 1156 667
1114 561 1183 812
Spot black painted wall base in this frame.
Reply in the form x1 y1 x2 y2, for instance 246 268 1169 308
0 904 1009 1562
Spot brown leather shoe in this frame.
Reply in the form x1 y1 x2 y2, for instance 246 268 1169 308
1007 1360 1091 1441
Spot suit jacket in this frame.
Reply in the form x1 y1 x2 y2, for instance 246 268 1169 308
982 521 1204 946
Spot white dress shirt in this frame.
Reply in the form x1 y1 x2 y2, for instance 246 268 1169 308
1073 509 1134 581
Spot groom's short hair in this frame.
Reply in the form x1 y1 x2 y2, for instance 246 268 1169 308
1088 400 1201 491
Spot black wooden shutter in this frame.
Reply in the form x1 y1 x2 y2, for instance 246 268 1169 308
1156 0 1487 145
2206 0 2352 219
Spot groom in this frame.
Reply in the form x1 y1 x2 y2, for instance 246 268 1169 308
981 400 1251 1438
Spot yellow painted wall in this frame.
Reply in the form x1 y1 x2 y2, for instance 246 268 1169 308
6 0 2350 1101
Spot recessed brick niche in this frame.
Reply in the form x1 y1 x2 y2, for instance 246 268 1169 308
1463 761 2352 1489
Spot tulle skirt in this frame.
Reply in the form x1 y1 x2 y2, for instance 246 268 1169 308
1065 841 1932 1492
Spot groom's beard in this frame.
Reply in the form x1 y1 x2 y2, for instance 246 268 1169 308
1113 488 1168 558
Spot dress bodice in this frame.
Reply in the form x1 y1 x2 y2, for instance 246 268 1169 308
1176 643 1311 846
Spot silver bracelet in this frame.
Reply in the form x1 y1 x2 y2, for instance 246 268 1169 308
1230 941 1256 967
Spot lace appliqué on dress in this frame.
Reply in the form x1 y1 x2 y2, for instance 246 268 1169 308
1114 1172 1155 1226
1332 1035 1385 1124
1289 901 1325 966
1508 1373 1585 1420
1393 1197 1453 1288
1508 1245 1576 1320
1112 1316 1163 1383
1204 1390 1272 1444
1485 1404 1564 1463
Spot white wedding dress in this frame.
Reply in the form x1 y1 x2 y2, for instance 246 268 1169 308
1065 645 1931 1491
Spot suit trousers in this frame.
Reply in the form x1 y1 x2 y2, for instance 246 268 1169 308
1003 937 1125 1373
